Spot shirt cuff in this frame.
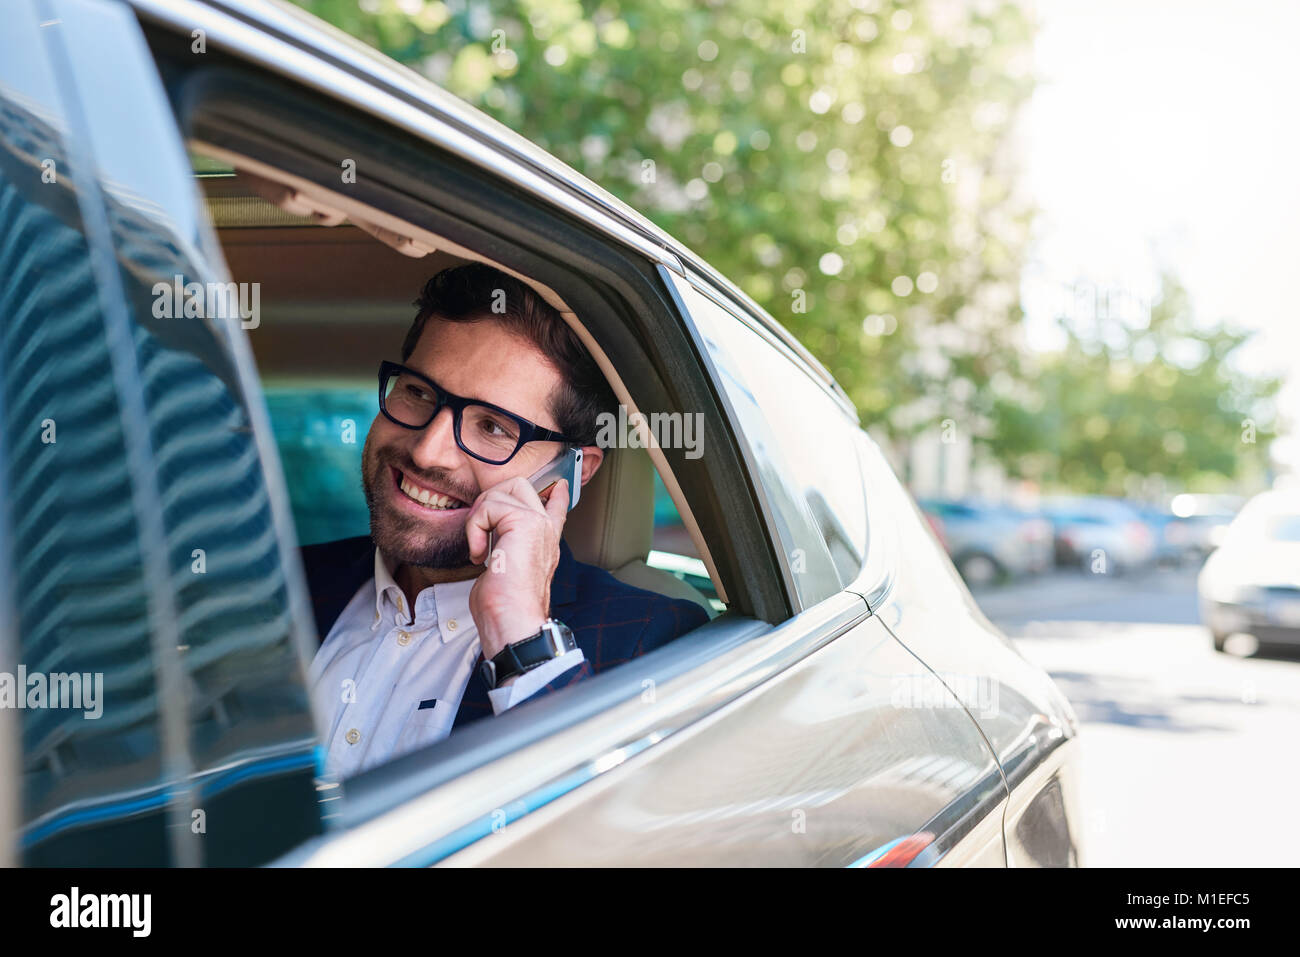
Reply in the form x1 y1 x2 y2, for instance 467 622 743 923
487 649 586 715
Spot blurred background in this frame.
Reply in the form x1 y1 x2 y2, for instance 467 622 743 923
278 0 1299 864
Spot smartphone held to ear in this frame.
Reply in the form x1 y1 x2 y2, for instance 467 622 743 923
483 447 582 564
527 446 583 511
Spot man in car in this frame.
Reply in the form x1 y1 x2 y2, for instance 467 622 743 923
303 264 709 778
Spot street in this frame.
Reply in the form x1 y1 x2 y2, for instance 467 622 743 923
972 566 1300 866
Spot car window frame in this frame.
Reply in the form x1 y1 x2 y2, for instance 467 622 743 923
161 68 788 626
658 267 850 610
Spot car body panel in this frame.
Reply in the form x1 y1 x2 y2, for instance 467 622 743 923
853 439 1086 866
1198 490 1300 647
311 612 1009 868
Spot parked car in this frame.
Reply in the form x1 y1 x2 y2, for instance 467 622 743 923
1170 493 1243 564
1042 496 1156 574
0 0 1082 867
1198 489 1300 652
1131 504 1187 566
917 499 1051 586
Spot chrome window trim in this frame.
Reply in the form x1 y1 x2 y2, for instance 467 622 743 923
678 266 856 419
846 431 900 612
273 592 868 867
127 0 850 414
678 269 859 423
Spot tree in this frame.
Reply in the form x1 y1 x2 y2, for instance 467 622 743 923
985 272 1281 494
292 0 1037 441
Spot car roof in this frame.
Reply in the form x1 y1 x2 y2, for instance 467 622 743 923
129 0 853 415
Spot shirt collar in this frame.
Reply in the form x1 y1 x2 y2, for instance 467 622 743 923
372 548 473 628
372 547 406 623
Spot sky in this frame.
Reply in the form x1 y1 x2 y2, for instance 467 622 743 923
1019 0 1300 474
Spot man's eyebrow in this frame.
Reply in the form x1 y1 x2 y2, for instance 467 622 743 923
406 365 509 412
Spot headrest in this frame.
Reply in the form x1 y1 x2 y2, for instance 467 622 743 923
563 447 654 571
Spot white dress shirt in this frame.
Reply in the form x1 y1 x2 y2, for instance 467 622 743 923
308 548 585 779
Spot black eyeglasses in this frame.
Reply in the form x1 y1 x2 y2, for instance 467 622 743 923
377 360 577 465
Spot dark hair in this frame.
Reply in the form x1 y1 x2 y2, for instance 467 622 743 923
403 264 617 445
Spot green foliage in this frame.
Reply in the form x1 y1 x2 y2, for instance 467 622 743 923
291 0 1036 439
288 1 1276 492
987 272 1281 493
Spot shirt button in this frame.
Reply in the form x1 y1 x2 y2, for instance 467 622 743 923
397 630 412 646
345 728 361 745
446 618 458 632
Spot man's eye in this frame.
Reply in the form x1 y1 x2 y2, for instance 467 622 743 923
477 416 517 440
403 384 434 403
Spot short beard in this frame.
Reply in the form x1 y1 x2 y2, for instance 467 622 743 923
361 435 477 569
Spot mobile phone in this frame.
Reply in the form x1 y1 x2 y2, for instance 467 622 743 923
527 446 583 511
483 447 582 563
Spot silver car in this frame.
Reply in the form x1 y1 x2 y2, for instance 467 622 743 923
1199 489 1300 652
918 499 1053 585
0 0 1083 867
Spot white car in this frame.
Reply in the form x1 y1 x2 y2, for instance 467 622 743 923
1198 490 1300 651
1044 497 1156 574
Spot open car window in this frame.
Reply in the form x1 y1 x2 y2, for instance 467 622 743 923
191 148 727 618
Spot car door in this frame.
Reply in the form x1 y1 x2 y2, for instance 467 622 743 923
267 271 1008 867
594 269 1011 866
851 434 1085 866
287 268 1009 867
0 0 326 866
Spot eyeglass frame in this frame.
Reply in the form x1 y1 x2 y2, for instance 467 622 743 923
376 359 579 465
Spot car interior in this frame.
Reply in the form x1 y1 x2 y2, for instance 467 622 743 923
191 146 724 618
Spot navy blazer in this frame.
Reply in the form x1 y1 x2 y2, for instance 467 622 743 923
300 536 709 731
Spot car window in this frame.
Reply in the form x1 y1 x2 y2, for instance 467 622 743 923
663 271 862 605
262 380 726 610
1268 516 1300 541
0 1 323 865
0 4 176 866
648 471 722 611
1227 499 1300 544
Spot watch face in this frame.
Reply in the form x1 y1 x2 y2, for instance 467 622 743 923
478 659 496 690
543 619 573 656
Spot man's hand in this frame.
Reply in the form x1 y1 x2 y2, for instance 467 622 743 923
465 476 570 667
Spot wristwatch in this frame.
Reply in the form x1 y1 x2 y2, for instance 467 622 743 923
479 618 577 690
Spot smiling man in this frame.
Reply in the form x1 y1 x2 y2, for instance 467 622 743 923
303 264 709 778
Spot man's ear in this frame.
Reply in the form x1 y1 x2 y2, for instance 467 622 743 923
578 445 604 487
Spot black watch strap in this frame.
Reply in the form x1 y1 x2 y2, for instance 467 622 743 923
479 619 576 690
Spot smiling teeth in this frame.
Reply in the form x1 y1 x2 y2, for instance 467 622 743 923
399 475 463 509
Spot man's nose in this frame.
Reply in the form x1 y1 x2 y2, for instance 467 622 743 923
408 406 464 472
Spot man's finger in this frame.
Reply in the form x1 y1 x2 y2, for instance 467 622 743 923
465 496 510 563
479 477 546 513
545 478 570 528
